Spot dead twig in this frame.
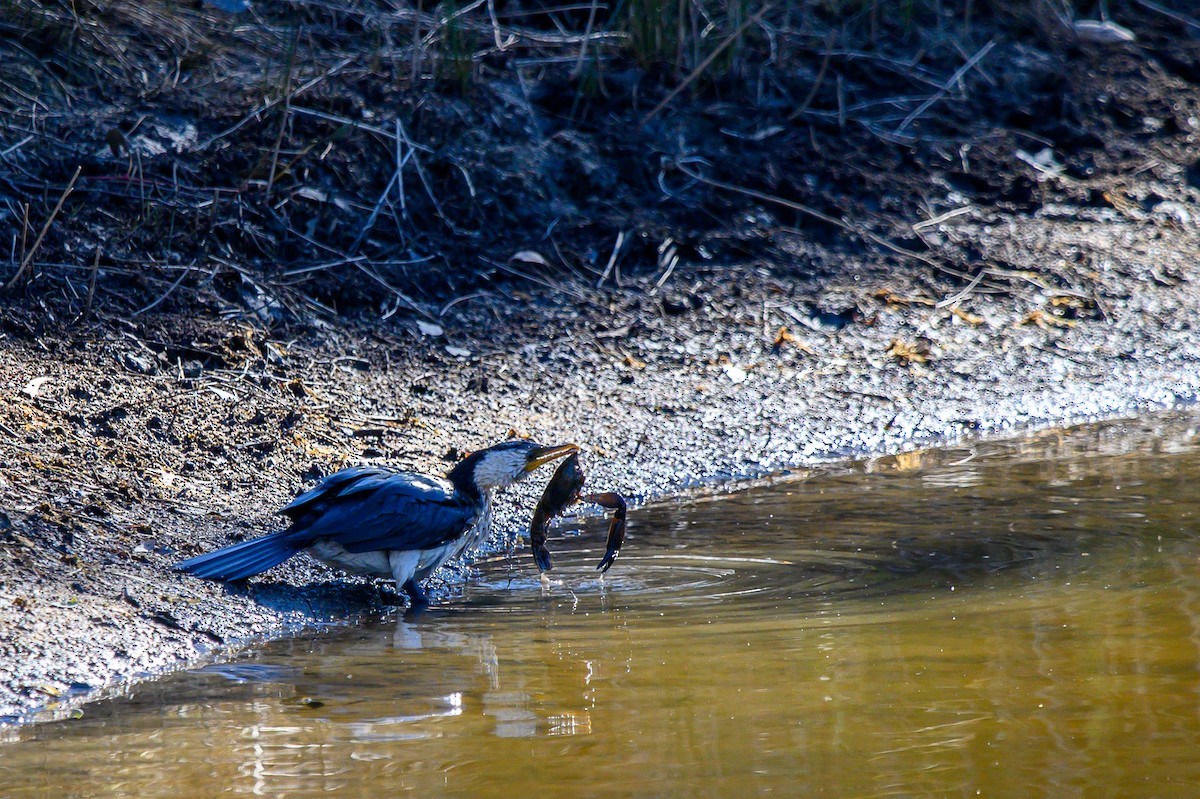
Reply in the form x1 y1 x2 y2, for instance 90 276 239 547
266 29 301 200
350 121 414 254
570 0 602 79
596 230 627 289
1131 0 1200 31
396 118 462 234
287 106 432 149
195 57 353 151
18 203 29 269
486 0 508 51
912 206 972 231
676 161 842 228
788 33 835 121
352 262 431 319
935 268 987 309
649 239 679 295
4 165 82 292
0 135 34 158
419 0 489 48
440 290 492 317
83 249 101 321
642 5 771 126
800 47 944 89
895 39 995 135
487 257 588 301
674 161 941 268
281 256 367 277
394 118 407 219
132 266 195 317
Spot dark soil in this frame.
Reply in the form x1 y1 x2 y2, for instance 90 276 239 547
4 0 1200 722
3 1 1198 317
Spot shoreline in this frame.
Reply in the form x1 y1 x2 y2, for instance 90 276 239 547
4 258 1200 723
5 0 1200 728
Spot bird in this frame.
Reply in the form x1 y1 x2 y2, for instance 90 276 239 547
174 439 579 606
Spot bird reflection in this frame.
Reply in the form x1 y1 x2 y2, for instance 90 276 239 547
368 615 542 739
390 616 500 691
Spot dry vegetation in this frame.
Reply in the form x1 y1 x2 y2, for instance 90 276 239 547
6 0 1188 325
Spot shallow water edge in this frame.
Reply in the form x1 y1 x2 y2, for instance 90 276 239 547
5 408 1200 728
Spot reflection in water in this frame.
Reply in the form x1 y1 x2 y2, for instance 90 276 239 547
4 415 1200 797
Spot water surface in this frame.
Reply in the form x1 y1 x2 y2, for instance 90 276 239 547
4 417 1200 798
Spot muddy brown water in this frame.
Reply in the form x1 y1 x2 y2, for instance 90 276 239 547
4 418 1200 798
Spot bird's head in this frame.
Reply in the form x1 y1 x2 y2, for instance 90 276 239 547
449 440 580 494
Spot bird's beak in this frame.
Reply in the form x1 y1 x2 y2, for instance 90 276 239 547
524 443 580 472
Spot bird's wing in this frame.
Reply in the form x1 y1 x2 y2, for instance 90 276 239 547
281 467 477 552
282 466 393 516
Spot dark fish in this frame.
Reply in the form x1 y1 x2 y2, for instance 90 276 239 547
530 453 586 572
529 453 628 573
581 491 627 573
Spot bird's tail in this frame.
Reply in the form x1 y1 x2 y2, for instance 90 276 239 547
174 532 299 582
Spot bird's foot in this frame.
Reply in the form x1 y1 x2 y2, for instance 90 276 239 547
402 578 430 609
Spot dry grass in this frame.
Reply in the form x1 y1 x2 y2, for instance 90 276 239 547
0 0 1173 321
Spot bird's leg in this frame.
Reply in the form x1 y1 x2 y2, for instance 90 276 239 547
402 579 430 621
388 550 425 608
581 492 627 573
402 577 430 608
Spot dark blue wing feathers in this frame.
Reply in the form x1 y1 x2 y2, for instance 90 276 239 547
282 466 392 516
281 467 477 553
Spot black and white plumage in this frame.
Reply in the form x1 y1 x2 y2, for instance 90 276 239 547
174 440 579 605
